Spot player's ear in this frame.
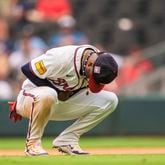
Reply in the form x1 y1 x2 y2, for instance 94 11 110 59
87 62 93 67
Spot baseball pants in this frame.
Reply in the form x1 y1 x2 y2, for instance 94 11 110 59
16 86 118 145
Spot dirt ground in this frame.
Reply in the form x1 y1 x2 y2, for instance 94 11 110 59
1 148 165 156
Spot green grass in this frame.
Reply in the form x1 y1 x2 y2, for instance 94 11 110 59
1 136 165 165
0 155 165 165
80 136 165 148
1 136 165 149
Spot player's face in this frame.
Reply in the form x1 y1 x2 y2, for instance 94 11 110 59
85 53 98 79
85 63 92 79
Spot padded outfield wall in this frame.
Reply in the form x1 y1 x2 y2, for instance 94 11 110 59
0 96 165 136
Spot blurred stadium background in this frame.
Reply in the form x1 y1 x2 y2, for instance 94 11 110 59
0 0 165 137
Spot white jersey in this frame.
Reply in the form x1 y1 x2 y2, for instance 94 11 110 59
22 45 99 91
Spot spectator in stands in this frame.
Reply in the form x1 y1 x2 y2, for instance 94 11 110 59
0 17 14 55
0 52 12 99
0 0 13 18
9 0 35 40
26 0 72 22
48 15 89 47
8 28 47 97
116 47 154 93
14 25 48 52
0 16 14 99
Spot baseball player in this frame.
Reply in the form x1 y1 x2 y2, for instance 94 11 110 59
8 44 118 156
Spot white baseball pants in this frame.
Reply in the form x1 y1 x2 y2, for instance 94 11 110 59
16 87 118 145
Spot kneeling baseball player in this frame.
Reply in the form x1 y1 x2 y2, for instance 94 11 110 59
8 44 118 156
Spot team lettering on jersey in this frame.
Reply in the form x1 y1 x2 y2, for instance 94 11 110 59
50 78 72 91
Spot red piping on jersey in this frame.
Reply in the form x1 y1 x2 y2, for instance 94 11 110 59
73 46 87 90
73 47 81 83
73 45 97 90
23 90 35 98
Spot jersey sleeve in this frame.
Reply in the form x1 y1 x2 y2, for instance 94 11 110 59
30 53 61 79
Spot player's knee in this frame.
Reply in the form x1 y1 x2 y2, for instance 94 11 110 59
111 92 118 109
106 92 118 112
40 87 58 105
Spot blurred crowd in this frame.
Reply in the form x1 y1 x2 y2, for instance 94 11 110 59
0 0 158 99
0 0 89 99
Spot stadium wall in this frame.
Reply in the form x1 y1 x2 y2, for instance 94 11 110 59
0 97 165 136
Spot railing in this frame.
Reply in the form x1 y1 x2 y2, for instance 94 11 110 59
141 41 165 67
120 41 165 96
120 66 165 96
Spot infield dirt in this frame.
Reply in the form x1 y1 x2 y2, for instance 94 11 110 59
1 147 165 156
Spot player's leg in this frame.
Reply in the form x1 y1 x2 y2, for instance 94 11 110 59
16 87 58 156
52 90 118 154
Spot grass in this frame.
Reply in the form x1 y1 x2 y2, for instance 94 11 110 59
1 136 165 149
80 136 165 148
0 155 165 165
1 136 165 165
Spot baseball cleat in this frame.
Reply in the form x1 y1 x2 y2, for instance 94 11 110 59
53 144 89 155
25 140 48 156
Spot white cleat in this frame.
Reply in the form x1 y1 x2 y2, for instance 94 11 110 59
25 140 48 156
53 144 89 155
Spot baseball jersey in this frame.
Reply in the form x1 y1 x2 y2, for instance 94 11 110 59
21 45 99 91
